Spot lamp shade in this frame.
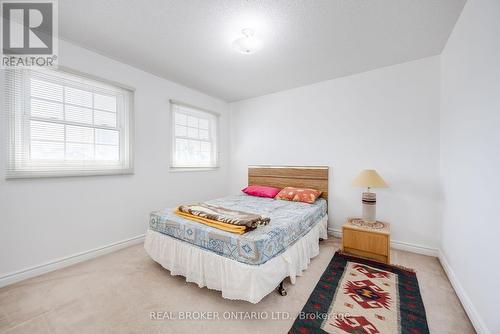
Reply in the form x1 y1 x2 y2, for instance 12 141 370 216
352 169 388 188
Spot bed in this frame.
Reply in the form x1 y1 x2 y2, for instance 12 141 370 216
144 165 329 303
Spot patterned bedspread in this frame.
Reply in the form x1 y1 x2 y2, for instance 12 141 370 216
149 194 327 265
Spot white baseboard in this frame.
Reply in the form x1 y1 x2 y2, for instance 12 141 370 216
328 228 439 257
438 250 489 334
0 234 145 288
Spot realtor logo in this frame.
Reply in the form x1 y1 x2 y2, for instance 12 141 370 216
1 0 58 67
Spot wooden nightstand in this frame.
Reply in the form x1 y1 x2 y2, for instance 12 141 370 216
341 218 391 264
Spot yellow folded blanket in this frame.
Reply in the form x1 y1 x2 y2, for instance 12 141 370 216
175 209 247 235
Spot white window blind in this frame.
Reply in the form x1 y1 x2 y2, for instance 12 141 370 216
4 69 134 178
171 101 218 169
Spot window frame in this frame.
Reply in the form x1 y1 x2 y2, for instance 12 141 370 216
5 67 135 179
169 100 219 171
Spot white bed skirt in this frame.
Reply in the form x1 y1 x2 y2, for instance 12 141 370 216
144 215 328 304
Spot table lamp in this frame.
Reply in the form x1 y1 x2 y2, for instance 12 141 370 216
352 169 388 222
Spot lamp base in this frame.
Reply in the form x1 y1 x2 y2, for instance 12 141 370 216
362 192 376 222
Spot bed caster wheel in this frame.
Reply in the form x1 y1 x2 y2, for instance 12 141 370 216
278 281 287 296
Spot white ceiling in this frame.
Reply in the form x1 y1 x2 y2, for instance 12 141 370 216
59 0 466 101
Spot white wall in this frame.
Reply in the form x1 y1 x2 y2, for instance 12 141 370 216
229 56 441 249
0 40 230 280
440 1 500 333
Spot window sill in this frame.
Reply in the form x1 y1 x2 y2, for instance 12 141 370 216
169 166 219 173
6 169 134 179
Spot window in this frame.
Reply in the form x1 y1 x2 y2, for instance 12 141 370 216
5 69 133 178
170 101 218 169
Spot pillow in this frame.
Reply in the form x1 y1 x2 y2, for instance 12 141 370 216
242 185 282 198
275 187 322 204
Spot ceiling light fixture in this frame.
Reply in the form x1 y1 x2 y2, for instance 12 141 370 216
232 28 261 54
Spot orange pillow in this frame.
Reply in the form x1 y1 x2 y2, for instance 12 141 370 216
275 187 322 204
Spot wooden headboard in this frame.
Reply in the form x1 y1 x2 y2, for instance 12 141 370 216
248 165 329 201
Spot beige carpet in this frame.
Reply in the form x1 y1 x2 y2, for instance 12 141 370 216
0 238 474 334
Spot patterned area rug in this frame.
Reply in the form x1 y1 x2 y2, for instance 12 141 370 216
289 252 429 334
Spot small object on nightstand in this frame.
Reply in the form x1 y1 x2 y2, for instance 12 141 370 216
342 217 391 264
352 169 388 222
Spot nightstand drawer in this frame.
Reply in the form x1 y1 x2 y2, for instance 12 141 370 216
342 228 389 256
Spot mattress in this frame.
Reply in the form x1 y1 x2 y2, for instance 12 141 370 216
149 194 327 265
